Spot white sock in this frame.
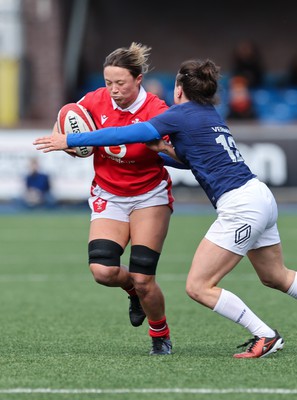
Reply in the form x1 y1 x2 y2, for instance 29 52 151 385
287 272 297 299
213 289 275 338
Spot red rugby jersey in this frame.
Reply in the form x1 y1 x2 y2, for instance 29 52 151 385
78 87 170 196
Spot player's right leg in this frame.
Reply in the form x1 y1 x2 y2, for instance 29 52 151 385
88 218 146 327
185 237 285 359
87 188 147 327
88 217 131 287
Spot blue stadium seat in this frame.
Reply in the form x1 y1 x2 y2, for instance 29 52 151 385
252 88 297 123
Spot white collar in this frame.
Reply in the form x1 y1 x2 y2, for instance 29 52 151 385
111 86 147 114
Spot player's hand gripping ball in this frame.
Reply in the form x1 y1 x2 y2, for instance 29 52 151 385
57 103 96 157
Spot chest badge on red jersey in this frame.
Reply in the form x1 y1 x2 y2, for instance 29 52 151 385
101 115 108 125
92 197 107 213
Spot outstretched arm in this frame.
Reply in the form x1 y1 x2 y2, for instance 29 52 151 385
68 122 161 147
34 122 161 153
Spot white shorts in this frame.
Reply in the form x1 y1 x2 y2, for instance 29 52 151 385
88 179 174 222
205 178 281 256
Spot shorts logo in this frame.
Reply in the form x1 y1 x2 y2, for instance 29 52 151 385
93 197 107 213
235 224 251 244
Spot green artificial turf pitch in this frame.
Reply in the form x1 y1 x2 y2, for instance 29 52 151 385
0 211 296 400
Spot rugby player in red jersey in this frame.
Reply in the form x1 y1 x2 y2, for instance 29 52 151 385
49 43 173 355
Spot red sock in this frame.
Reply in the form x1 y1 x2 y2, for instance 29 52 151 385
125 286 137 296
148 316 170 339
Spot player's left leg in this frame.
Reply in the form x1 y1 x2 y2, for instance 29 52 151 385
248 243 297 294
129 205 172 355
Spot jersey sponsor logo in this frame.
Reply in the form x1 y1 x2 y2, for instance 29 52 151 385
92 197 107 213
235 224 251 244
104 145 127 159
101 115 108 125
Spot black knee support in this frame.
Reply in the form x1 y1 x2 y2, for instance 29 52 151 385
129 245 160 275
88 239 124 266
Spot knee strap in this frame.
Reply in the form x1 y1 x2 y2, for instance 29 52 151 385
88 239 124 266
129 245 160 276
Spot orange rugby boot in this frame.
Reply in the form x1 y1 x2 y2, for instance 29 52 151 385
233 330 284 358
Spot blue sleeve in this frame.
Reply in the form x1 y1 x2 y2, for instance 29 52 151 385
67 121 162 147
159 153 190 170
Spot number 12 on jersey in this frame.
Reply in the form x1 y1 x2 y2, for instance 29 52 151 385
216 134 244 162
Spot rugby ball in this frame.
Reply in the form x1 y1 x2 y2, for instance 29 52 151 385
57 103 96 157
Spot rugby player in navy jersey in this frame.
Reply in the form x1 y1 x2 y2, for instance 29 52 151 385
34 59 297 358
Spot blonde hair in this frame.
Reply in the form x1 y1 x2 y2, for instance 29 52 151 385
103 42 152 77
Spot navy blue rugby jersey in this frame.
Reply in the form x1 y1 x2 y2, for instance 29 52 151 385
148 102 256 207
67 101 256 207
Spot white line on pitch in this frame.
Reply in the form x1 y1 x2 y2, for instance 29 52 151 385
0 388 297 394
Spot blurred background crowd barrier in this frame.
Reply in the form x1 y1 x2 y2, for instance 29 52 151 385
1 125 296 205
1 0 297 208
